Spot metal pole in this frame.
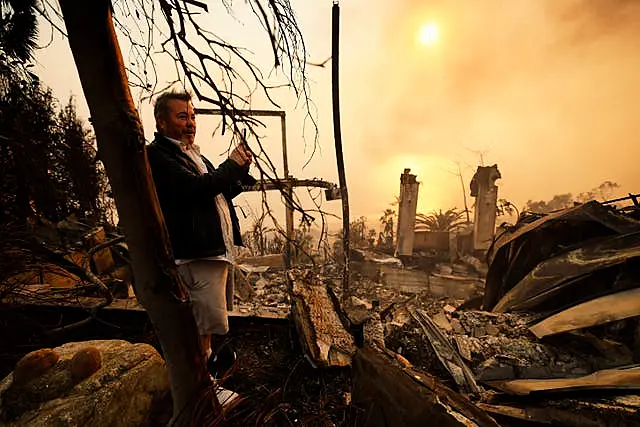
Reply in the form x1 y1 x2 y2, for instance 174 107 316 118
281 114 295 268
332 2 350 296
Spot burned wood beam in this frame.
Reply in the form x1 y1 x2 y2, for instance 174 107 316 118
402 366 499 426
476 404 547 424
288 270 356 367
242 178 339 195
602 192 640 207
530 287 640 338
352 347 499 427
485 365 640 395
477 403 602 426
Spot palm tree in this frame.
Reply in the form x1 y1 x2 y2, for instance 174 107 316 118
0 0 39 90
0 0 39 64
416 208 467 232
377 208 395 250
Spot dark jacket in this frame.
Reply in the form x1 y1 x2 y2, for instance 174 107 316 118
147 133 256 260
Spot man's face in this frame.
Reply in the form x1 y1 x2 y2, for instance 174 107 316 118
157 99 197 145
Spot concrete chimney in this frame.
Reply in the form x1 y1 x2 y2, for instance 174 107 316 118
470 165 501 251
395 169 420 257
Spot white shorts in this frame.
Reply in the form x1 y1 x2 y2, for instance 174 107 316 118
177 260 230 335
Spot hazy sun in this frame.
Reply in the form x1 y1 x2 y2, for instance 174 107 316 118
418 22 439 46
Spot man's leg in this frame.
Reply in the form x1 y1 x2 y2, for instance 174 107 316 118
177 260 230 359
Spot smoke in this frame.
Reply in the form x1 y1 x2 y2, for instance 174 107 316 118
342 0 640 213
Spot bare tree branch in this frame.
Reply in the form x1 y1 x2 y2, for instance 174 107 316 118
35 0 329 262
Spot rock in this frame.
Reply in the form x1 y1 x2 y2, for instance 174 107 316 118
459 255 488 276
363 313 386 349
69 347 102 385
255 278 269 290
0 340 170 427
485 324 500 337
436 264 454 275
450 318 465 335
443 304 457 315
432 312 453 332
12 349 59 386
475 357 517 382
350 296 373 310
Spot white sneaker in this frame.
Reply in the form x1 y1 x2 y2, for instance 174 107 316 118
216 386 240 409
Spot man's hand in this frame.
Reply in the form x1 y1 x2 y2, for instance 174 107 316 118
229 143 253 167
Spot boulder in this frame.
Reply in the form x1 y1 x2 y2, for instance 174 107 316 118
0 340 170 426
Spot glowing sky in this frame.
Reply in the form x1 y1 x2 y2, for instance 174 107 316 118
34 0 640 229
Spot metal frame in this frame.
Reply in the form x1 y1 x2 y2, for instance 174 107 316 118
194 108 294 267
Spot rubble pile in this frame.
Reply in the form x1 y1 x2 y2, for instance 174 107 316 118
4 200 640 425
234 269 290 318
358 201 640 426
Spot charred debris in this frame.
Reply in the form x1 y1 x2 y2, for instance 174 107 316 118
2 169 640 426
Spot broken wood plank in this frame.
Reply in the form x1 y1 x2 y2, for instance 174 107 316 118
410 308 481 394
485 366 640 395
400 367 499 426
530 287 640 338
480 395 640 427
352 347 499 427
288 270 356 368
476 403 551 424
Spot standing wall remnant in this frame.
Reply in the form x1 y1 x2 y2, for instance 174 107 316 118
470 165 501 251
396 168 420 256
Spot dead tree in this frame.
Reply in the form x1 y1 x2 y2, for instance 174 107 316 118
58 1 216 423
121 0 330 257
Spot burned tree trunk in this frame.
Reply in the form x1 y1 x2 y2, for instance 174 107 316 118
58 0 214 422
288 270 356 368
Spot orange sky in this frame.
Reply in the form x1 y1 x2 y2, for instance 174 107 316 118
34 0 640 230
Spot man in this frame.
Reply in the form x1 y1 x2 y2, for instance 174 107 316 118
147 89 255 380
